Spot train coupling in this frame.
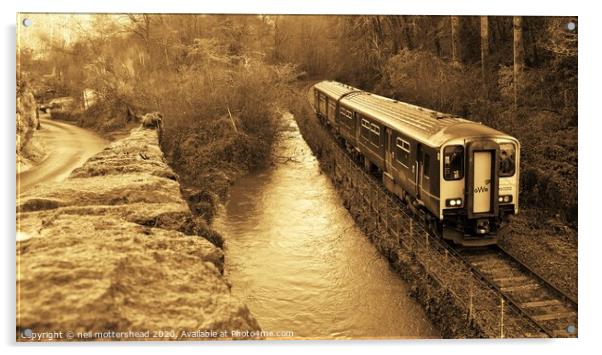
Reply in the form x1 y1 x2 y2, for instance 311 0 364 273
475 219 490 235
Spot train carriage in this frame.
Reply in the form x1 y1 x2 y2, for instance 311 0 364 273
312 80 520 246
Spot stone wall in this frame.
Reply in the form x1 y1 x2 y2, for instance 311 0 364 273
16 123 260 341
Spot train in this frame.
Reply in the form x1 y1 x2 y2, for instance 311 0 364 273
310 80 520 246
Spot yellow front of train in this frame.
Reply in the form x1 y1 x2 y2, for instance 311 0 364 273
439 133 520 246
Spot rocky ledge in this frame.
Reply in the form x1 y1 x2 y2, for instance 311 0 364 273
16 121 260 341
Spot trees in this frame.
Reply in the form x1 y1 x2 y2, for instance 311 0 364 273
513 16 524 108
22 14 577 226
451 16 461 65
275 15 577 226
480 16 489 82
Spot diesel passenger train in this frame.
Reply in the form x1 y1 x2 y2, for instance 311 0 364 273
311 81 520 246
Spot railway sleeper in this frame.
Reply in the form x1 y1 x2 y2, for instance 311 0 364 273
532 311 577 322
469 260 514 273
500 283 540 293
521 299 563 308
493 275 530 284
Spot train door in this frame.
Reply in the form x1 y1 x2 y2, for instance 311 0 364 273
473 152 492 213
466 140 499 218
384 128 392 173
415 144 422 200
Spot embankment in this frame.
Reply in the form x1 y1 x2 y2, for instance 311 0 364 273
17 81 44 171
16 122 260 340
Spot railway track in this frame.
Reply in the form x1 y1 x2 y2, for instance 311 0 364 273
401 192 578 337
299 87 578 337
454 245 578 337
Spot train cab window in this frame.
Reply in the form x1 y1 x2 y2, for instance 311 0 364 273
370 123 380 146
361 118 371 139
499 143 516 177
443 145 464 180
395 137 411 167
423 154 430 178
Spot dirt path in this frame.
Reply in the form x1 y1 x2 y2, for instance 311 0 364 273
17 117 107 194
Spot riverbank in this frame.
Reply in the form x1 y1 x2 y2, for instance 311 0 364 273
16 121 260 341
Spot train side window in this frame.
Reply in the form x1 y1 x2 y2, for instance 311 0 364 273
443 145 464 180
361 118 371 139
370 123 380 146
340 106 354 128
328 101 336 119
499 143 516 177
395 137 410 167
318 93 326 113
423 154 430 178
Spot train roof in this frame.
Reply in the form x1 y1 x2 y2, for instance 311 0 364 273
313 80 514 148
313 80 358 98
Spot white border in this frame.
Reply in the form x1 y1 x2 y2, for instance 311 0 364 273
2 1 598 354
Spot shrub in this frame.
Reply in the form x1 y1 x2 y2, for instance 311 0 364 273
148 60 295 192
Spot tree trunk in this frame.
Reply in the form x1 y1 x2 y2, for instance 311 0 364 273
451 16 460 65
401 16 413 51
387 16 402 53
513 16 524 108
480 16 489 82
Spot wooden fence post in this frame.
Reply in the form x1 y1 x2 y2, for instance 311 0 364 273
469 278 474 322
500 297 505 339
409 219 414 252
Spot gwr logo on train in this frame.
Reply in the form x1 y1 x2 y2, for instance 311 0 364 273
312 80 520 246
474 185 489 194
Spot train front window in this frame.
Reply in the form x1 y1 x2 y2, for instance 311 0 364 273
499 143 516 177
443 145 464 180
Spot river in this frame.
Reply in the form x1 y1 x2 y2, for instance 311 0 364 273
17 116 107 194
214 113 439 339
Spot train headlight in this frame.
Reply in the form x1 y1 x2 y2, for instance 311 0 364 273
499 195 513 204
446 198 463 208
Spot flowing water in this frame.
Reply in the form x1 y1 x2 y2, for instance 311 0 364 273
214 113 439 339
18 117 107 194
